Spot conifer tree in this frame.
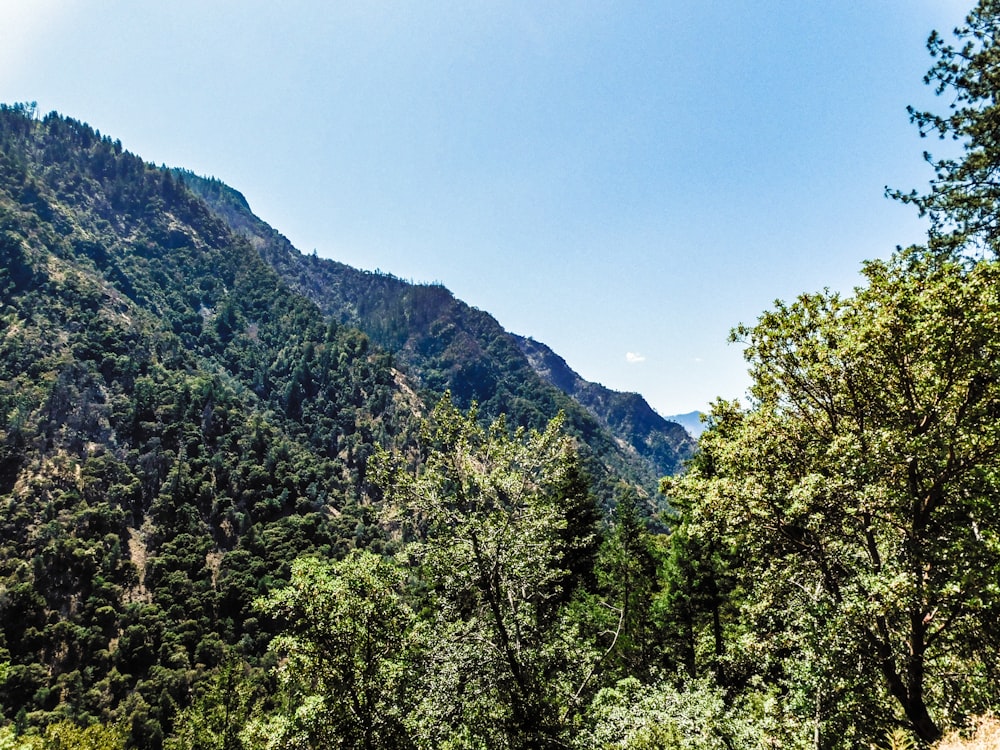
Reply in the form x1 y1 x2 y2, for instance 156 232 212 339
890 0 1000 255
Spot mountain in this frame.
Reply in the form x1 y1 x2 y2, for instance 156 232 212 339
176 170 695 492
512 335 695 476
0 104 692 744
0 105 424 744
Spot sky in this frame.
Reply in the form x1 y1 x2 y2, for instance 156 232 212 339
0 0 974 415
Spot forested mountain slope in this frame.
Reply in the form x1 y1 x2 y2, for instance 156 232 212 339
0 103 692 746
0 103 426 745
513 334 695 477
2 0 999 739
179 171 695 487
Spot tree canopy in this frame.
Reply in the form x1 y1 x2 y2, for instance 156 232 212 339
670 249 1000 743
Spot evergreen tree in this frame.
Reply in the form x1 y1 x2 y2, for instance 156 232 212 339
890 0 1000 255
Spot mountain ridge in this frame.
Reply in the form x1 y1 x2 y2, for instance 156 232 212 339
512 334 695 476
0 104 697 744
0 104 426 744
178 170 696 486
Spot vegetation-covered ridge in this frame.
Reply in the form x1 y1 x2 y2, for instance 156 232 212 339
0 99 697 748
178 169 694 497
513 333 695 477
0 101 424 746
2 0 1000 744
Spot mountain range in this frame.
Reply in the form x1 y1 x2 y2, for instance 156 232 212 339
0 103 694 742
176 169 696 488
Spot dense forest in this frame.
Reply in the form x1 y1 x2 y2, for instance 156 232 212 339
1 1 1000 748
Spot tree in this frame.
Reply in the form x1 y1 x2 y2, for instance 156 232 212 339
654 497 731 684
669 249 1000 743
0 721 125 750
589 487 663 683
371 394 599 749
889 1 1000 255
575 675 791 750
246 550 416 750
164 657 260 750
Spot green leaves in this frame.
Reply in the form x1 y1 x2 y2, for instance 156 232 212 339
373 395 600 749
672 247 1000 742
248 551 415 750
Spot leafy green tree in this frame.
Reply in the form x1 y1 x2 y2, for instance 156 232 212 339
372 395 599 749
0 721 125 750
668 249 1000 743
545 454 603 607
575 676 799 750
245 550 416 750
164 657 260 750
654 507 730 683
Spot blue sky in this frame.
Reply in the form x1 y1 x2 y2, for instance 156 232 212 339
1 1 971 415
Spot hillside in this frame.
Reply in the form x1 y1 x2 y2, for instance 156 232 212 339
3 2 997 745
512 334 695 475
0 104 694 745
0 104 427 745
177 171 695 492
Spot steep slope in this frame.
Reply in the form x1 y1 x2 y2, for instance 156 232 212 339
512 335 696 476
0 105 419 745
179 172 695 487
0 103 688 746
0 103 702 744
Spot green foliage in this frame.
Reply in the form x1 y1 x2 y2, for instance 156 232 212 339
654 511 731 683
0 720 126 750
576 676 804 750
163 657 261 750
247 551 415 750
8 1 1000 740
586 488 665 683
668 247 1000 743
0 104 420 747
876 728 919 750
372 395 602 749
889 1 1000 255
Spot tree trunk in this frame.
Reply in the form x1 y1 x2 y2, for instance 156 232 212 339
903 699 941 745
871 620 941 744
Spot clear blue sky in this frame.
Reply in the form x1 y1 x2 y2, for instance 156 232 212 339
1 1 971 415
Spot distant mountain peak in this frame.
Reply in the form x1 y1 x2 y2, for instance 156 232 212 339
663 410 707 438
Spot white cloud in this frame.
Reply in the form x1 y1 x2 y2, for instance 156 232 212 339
625 352 646 364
